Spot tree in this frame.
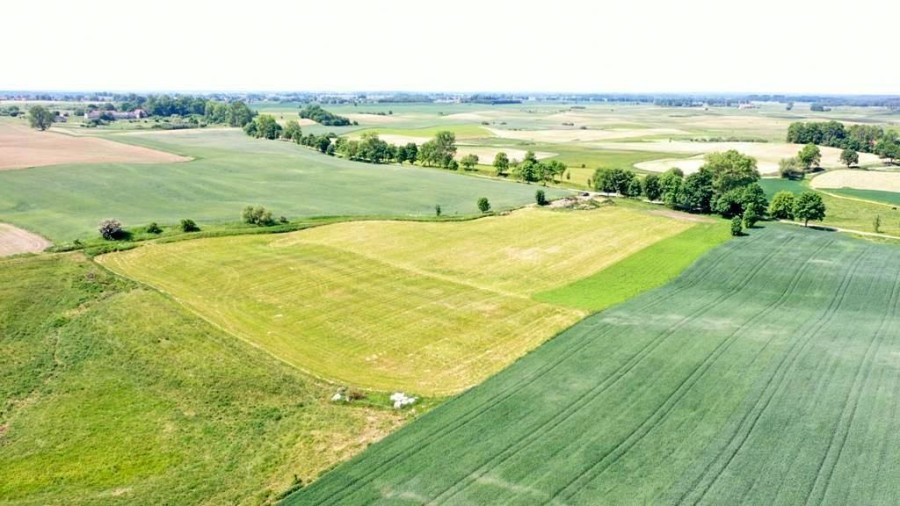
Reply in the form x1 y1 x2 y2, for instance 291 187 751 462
435 204 441 217
242 205 275 226
768 191 795 220
658 168 684 209
27 105 54 131
535 189 547 206
493 152 510 176
778 157 805 180
146 222 162 234
315 135 332 154
250 114 282 140
642 174 661 201
227 101 255 127
874 214 882 233
731 216 743 236
797 144 822 170
793 191 826 227
477 197 491 213
180 219 200 232
282 120 302 142
876 138 900 164
743 207 760 229
460 154 479 171
404 143 418 164
626 177 644 198
98 219 123 240
703 150 760 195
593 168 635 195
840 148 859 168
679 167 714 212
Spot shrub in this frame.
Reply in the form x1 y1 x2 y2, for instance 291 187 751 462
242 205 276 226
278 216 289 224
180 219 200 232
98 219 123 240
435 204 442 217
477 197 491 213
731 216 743 236
146 222 162 234
535 189 547 206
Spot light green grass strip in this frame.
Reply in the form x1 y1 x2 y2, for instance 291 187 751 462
533 221 731 312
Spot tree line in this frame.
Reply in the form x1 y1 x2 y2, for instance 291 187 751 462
786 121 899 163
591 150 826 231
299 105 355 126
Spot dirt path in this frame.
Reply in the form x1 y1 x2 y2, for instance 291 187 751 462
0 224 52 256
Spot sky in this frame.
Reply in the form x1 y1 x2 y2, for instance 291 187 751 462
3 0 897 95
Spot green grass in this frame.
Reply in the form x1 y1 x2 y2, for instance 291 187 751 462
534 221 731 311
828 188 900 207
758 176 808 197
351 124 493 139
0 254 409 505
98 206 693 395
291 225 900 505
0 129 568 242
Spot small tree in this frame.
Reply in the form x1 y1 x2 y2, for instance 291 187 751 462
768 191 795 220
743 207 760 229
493 152 510 176
535 189 547 206
874 214 882 233
98 219 123 240
778 157 805 179
731 216 743 236
793 191 826 227
146 222 162 234
180 219 200 232
242 205 275 226
477 197 491 213
840 148 859 168
642 174 661 201
797 144 822 171
28 105 54 131
460 154 479 171
435 204 441 217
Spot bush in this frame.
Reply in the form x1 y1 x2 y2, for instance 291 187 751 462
278 216 289 224
535 189 547 206
98 219 124 240
477 197 491 213
731 216 743 236
242 205 275 226
435 204 442 217
146 222 162 234
180 219 200 232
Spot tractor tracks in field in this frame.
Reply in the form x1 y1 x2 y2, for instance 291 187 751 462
319 232 762 504
676 246 870 506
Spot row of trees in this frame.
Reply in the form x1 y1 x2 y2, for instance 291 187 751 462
495 151 568 185
786 121 899 162
299 104 354 126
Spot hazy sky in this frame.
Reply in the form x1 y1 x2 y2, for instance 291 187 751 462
4 0 897 94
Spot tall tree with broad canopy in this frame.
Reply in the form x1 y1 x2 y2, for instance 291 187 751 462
793 191 827 227
702 150 760 195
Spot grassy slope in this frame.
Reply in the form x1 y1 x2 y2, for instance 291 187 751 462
0 129 568 242
97 207 693 394
292 225 900 505
0 254 405 505
534 221 731 311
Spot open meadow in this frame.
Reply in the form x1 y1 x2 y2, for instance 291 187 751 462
97 206 698 395
292 224 900 505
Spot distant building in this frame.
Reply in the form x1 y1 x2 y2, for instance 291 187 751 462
84 109 147 121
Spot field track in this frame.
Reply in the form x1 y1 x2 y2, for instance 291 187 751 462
291 225 900 505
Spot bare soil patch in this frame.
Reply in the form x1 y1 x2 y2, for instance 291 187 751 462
0 123 188 170
345 113 401 125
811 170 900 192
0 224 51 256
488 127 686 143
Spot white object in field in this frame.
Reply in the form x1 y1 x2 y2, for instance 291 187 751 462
390 392 417 409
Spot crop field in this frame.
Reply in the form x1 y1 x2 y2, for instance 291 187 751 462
97 206 694 394
811 169 900 193
827 188 900 207
0 128 568 241
292 225 900 505
0 254 405 504
0 121 188 170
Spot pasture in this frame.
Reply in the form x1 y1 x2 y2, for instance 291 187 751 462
97 206 694 395
0 128 568 241
0 254 405 505
292 225 900 505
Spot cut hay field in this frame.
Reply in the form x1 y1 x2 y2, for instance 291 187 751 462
0 122 188 170
98 206 695 395
0 254 405 505
292 225 900 505
0 128 568 242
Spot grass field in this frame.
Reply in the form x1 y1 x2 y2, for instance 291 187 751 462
291 224 900 505
98 206 694 394
828 188 900 207
534 221 731 311
0 254 407 505
0 128 568 242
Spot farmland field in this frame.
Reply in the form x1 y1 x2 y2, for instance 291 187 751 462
811 169 900 193
0 254 405 504
291 225 900 505
97 206 695 394
0 128 568 242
